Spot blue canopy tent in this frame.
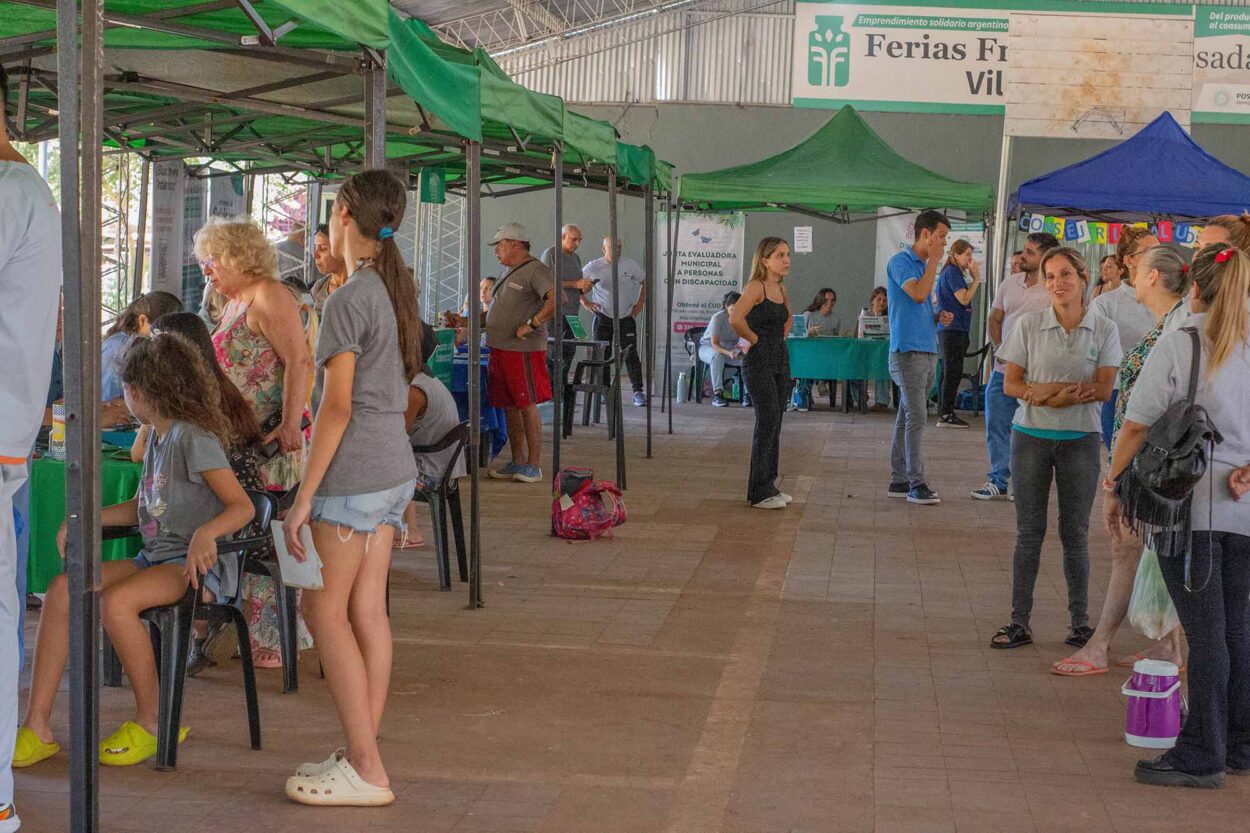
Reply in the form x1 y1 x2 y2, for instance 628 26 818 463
1014 112 1250 221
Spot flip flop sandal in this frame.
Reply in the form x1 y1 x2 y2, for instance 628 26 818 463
13 727 60 768
285 756 395 807
99 721 188 767
990 623 1033 649
295 747 345 778
394 536 425 550
1050 657 1109 677
1115 652 1147 668
1065 626 1095 649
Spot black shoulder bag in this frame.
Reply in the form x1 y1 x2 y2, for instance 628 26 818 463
1115 327 1223 588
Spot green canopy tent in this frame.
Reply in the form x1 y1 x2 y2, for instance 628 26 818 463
679 104 992 218
663 104 993 429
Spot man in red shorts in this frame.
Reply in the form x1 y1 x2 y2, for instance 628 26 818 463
485 223 556 483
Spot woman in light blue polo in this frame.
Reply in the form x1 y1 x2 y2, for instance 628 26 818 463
989 247 1122 651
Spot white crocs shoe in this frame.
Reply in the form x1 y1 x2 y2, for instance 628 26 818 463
295 747 345 778
286 756 395 807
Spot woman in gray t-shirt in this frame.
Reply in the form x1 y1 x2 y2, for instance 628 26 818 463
990 248 1121 653
1107 243 1250 787
282 171 420 807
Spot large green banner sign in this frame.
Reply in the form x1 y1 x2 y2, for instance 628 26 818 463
794 1 1249 123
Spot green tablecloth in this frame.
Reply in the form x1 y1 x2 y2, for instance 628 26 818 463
27 455 143 593
787 337 891 381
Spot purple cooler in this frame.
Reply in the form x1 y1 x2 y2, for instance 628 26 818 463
1121 659 1182 749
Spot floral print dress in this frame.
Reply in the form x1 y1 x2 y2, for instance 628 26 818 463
212 299 313 659
1112 301 1187 452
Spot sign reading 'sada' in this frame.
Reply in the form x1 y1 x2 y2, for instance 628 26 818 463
793 1 1010 114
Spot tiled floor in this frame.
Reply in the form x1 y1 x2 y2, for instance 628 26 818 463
14 397 1250 832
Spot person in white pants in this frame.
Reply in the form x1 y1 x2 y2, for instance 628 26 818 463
0 65 63 832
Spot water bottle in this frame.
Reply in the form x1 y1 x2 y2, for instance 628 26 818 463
48 404 66 461
676 371 689 403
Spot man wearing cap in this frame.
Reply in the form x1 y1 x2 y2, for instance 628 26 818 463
485 223 556 483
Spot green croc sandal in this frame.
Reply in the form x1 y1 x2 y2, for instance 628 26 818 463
13 727 59 768
99 721 189 767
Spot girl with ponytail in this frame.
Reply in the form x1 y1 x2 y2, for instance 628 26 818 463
281 169 419 807
1106 242 1250 788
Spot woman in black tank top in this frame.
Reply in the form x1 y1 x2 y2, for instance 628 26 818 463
730 237 794 509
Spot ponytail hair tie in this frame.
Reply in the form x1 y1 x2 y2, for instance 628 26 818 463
378 226 395 241
1215 248 1235 264
1181 263 1190 274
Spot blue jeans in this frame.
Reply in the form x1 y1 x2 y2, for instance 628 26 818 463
984 371 1018 490
1100 389 1119 450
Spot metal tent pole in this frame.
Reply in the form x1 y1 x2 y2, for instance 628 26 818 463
665 197 682 435
989 133 1014 303
643 184 655 459
131 157 150 302
607 170 625 488
363 52 386 168
61 0 103 829
551 147 564 474
660 192 670 416
466 142 484 609
305 179 323 283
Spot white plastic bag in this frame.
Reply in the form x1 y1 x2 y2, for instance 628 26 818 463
1127 545 1179 641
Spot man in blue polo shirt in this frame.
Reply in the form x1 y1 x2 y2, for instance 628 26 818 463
885 210 952 505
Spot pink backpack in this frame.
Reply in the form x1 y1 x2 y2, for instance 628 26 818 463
552 467 626 540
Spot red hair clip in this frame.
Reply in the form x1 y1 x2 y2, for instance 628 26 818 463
1216 248 1235 264
1181 263 1191 274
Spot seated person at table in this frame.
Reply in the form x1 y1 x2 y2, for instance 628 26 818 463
791 287 841 411
856 286 892 412
450 277 495 346
699 291 745 408
15 334 253 769
399 370 467 549
101 291 183 425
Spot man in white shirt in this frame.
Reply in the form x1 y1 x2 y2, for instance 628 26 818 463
581 237 648 407
0 66 62 832
973 232 1057 501
1090 264 1156 449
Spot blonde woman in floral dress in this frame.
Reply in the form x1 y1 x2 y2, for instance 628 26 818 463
196 217 314 666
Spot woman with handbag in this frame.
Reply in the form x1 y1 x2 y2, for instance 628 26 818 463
1106 243 1250 789
1053 245 1193 677
989 247 1122 650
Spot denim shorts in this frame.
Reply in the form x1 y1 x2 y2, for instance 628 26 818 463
134 549 226 599
310 479 416 535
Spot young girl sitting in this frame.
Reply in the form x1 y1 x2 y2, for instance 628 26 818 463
135 311 267 676
13 333 253 768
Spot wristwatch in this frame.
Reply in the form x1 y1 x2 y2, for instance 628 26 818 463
526 316 540 330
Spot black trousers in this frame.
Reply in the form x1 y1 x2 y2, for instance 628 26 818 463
937 329 969 416
1158 531 1250 775
546 316 577 384
592 313 643 393
744 351 790 504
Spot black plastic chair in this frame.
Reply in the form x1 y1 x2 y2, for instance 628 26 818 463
239 488 300 694
684 326 743 403
412 422 469 591
563 352 616 438
111 489 275 770
961 343 992 418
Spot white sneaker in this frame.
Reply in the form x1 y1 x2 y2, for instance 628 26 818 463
778 492 793 504
752 494 787 510
0 803 20 833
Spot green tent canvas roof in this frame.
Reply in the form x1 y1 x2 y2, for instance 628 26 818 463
679 105 992 217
